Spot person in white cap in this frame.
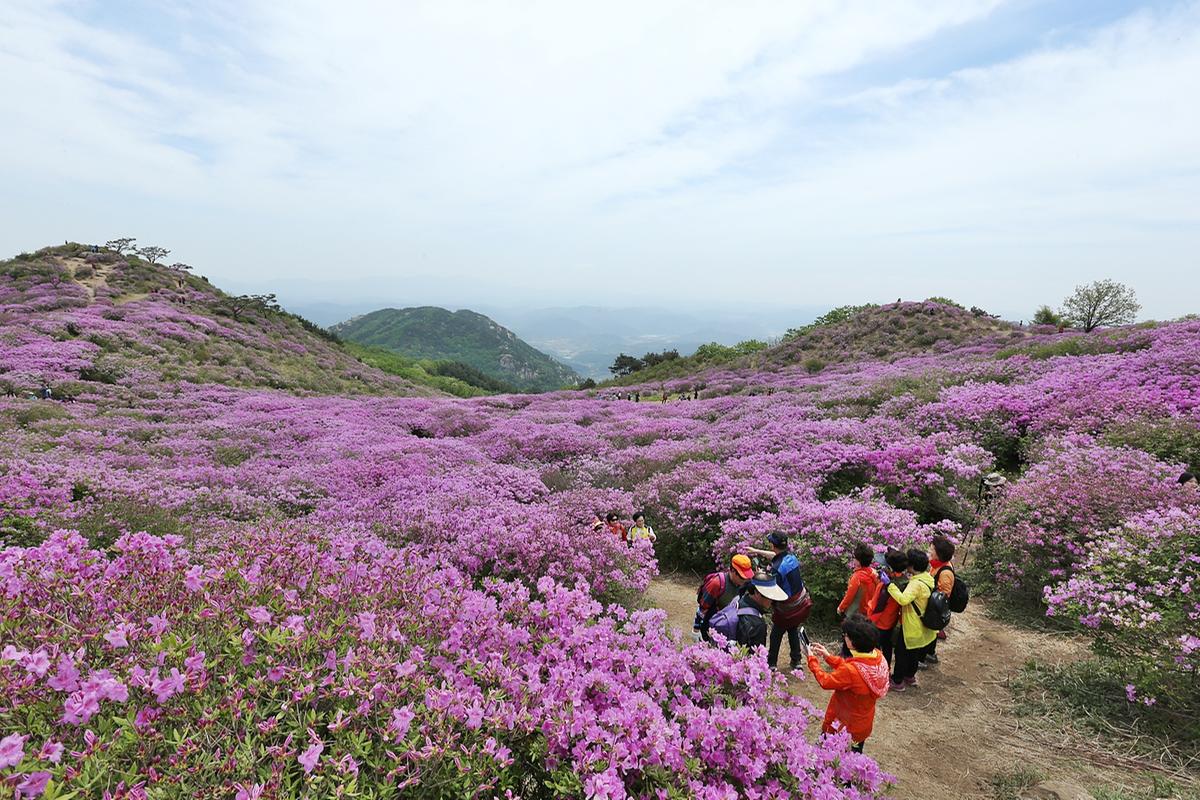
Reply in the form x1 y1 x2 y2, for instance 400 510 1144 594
735 573 788 649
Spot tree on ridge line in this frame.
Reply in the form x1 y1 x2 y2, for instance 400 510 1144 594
1061 279 1140 332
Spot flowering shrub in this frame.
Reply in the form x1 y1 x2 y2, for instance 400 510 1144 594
5 246 1200 793
976 437 1190 602
0 529 888 798
1044 508 1200 712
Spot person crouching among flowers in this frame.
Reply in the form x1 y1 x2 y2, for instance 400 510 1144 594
806 614 890 754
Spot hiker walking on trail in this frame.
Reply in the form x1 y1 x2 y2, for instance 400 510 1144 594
807 614 890 754
867 549 909 666
706 572 786 650
626 512 657 543
748 533 811 670
883 548 937 691
694 554 754 642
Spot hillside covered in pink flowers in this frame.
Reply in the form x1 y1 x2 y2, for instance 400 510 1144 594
1 244 1198 798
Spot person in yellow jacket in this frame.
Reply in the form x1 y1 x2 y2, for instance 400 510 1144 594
881 548 936 691
626 512 657 543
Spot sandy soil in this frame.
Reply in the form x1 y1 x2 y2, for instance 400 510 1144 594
647 573 1192 799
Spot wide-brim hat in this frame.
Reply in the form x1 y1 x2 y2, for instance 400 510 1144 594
752 576 788 601
983 472 1007 487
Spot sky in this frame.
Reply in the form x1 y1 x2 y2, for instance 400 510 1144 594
1 0 1198 321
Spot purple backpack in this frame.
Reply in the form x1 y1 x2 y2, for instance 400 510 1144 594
707 597 761 642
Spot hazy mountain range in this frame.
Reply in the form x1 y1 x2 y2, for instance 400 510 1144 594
294 300 822 380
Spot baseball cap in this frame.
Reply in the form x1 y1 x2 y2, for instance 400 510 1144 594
731 554 753 580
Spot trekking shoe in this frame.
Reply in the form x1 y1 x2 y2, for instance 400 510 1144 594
889 678 906 692
925 653 940 666
902 676 918 688
937 629 948 641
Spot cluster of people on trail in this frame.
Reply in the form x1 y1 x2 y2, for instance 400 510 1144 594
589 511 657 544
692 533 969 753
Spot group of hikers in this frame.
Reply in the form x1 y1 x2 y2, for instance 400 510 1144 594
590 511 658 544
693 531 968 754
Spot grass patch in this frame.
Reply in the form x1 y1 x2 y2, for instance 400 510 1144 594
1010 660 1200 772
987 766 1043 800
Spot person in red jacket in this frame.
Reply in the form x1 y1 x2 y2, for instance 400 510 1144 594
838 542 880 618
807 614 890 753
604 513 627 541
866 549 909 666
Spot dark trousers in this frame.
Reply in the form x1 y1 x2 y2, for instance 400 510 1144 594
893 640 926 682
921 637 938 662
875 625 894 665
768 623 801 668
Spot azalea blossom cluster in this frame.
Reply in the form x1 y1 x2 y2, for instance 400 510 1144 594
4 252 1200 793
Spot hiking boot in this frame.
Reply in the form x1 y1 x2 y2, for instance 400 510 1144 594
902 676 917 688
889 678 906 692
925 653 940 666
937 629 948 641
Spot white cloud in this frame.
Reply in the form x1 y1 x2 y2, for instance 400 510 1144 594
0 0 1197 318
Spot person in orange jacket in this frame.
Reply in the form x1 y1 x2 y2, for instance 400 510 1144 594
923 535 957 666
807 614 890 753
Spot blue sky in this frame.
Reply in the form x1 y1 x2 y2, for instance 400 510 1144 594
1 0 1198 321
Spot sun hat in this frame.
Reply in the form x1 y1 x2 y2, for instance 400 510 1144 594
751 573 788 601
731 554 754 580
983 472 1007 487
766 532 789 548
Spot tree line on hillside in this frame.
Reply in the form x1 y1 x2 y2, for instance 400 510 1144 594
606 280 1142 380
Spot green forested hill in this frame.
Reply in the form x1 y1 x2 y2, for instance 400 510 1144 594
332 307 579 392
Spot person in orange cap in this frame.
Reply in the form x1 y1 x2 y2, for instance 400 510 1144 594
694 554 754 642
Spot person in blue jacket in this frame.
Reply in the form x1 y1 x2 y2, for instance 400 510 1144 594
748 532 809 669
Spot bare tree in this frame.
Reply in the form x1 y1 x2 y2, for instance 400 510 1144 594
1060 280 1140 332
105 237 136 255
138 246 170 265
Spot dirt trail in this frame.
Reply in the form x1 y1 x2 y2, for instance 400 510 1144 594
62 256 112 302
647 574 1179 799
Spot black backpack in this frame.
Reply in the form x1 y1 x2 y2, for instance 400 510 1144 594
920 581 953 631
935 566 970 613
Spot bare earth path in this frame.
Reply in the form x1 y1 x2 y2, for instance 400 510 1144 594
647 573 1191 799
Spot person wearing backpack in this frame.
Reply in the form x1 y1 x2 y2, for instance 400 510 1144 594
923 535 964 666
694 554 754 642
704 572 786 650
749 533 810 670
838 542 880 619
807 614 890 753
867 549 909 666
883 548 937 691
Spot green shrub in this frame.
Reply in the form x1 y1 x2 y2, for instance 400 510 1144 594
1103 418 1200 473
71 499 192 551
15 402 71 427
0 514 46 548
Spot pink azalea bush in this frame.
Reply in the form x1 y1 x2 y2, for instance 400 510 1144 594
6 248 1200 789
1044 508 1200 712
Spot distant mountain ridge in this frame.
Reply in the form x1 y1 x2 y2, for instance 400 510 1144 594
332 307 579 392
